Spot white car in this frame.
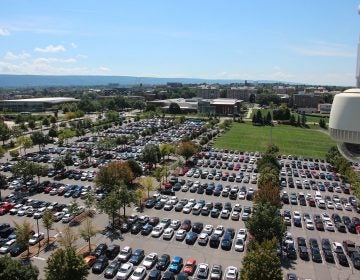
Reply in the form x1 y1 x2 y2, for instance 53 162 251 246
241 212 250 221
182 204 192 214
332 242 343 253
117 247 132 262
335 203 343 210
321 213 331 222
214 225 224 236
181 185 189 192
117 263 134 280
0 239 16 254
305 220 315 230
175 229 187 240
130 266 147 280
62 213 74 223
344 203 353 211
231 211 240 220
17 206 31 216
195 263 209 279
198 233 209 245
29 232 45 245
325 221 335 231
225 266 238 280
53 211 65 222
293 211 301 220
284 232 294 245
151 225 164 238
238 192 246 199
169 220 181 230
9 204 23 215
202 224 213 236
163 228 174 240
237 228 247 240
220 209 230 219
142 253 158 269
327 201 335 209
234 238 245 252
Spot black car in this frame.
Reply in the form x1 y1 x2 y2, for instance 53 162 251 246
156 254 170 271
177 271 189 280
323 250 335 263
286 243 297 259
106 244 120 260
104 260 120 278
311 248 322 263
162 271 175 280
225 228 235 239
209 234 220 248
131 223 143 234
298 246 309 260
155 202 165 210
185 232 198 245
92 255 109 274
9 243 27 257
149 217 160 227
321 238 331 252
210 209 220 218
92 243 108 258
0 227 14 238
145 199 156 208
175 204 184 212
192 222 204 234
129 249 145 265
351 252 360 269
120 222 131 233
337 252 349 267
0 223 10 231
148 269 162 280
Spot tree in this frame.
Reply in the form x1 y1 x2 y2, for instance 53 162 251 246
0 122 11 145
57 226 78 249
169 103 181 114
265 144 279 156
0 173 7 201
301 112 307 126
266 111 272 125
325 146 340 166
134 188 144 208
240 239 282 280
127 159 143 178
140 176 156 198
53 158 65 171
31 131 46 151
48 125 58 138
14 220 33 257
68 199 80 216
9 149 20 159
0 255 39 280
34 163 48 183
28 119 36 130
255 182 281 208
98 190 120 226
0 146 4 158
63 152 74 169
115 183 135 218
95 161 134 192
246 203 285 244
58 128 76 144
84 193 95 212
45 247 88 280
141 144 161 170
42 118 50 127
78 218 97 254
176 141 199 161
42 210 54 244
12 160 38 181
50 116 57 124
289 114 296 126
16 135 33 155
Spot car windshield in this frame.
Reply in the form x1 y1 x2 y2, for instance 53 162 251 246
133 270 143 276
120 266 129 273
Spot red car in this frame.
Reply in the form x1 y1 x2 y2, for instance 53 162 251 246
308 198 316 207
183 258 197 275
44 186 53 194
0 202 14 215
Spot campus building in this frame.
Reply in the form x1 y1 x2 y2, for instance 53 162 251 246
0 97 78 112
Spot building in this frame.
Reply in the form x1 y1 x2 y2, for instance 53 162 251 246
293 92 320 109
198 98 243 115
227 86 256 101
196 85 220 99
148 98 199 113
0 97 78 112
318 103 332 114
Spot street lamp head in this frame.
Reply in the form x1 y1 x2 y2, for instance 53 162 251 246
358 4 360 14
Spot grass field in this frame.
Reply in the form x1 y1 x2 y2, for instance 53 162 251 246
213 123 335 159
251 109 329 123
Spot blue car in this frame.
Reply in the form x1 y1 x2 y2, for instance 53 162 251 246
129 249 145 265
319 184 325 191
169 256 183 273
185 232 198 245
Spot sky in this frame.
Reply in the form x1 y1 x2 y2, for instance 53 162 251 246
0 0 359 86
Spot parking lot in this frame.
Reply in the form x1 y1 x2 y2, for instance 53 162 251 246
0 118 360 280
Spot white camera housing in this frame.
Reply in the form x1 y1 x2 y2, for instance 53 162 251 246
329 88 360 162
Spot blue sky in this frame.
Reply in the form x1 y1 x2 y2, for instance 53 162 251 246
0 0 359 86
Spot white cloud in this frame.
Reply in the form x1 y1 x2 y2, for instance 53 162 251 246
98 66 111 72
0 28 10 36
70 42 77 49
33 57 77 64
34 44 66 53
4 51 31 60
290 41 355 58
76 54 88 59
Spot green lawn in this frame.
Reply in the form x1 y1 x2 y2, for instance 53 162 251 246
213 123 335 159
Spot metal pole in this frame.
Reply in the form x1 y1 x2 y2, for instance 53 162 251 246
36 218 40 252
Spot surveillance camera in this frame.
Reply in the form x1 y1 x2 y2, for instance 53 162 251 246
329 89 360 162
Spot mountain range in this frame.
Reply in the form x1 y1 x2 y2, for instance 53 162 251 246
0 74 289 88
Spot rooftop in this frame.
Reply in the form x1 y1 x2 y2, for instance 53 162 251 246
1 97 78 103
211 98 242 105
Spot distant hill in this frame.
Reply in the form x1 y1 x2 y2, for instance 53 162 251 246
0 74 287 88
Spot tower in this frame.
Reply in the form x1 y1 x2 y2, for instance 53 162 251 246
357 40 360 88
